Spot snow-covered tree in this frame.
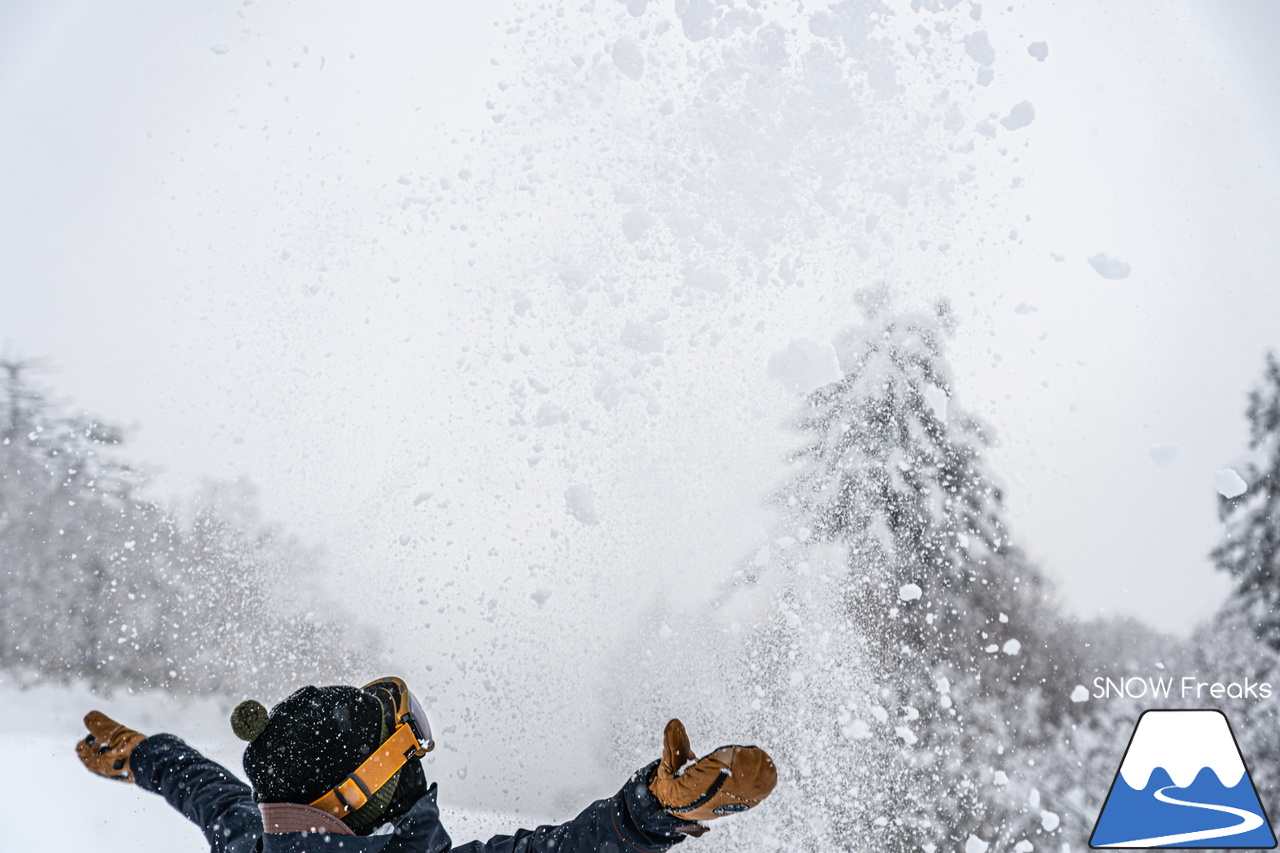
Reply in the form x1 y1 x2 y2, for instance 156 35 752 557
1200 351 1280 820
607 307 1102 851
735 304 1065 852
1212 351 1280 647
0 362 374 695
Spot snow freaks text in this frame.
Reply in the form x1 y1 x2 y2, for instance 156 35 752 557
1092 677 1274 701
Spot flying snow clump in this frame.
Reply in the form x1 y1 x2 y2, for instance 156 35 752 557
923 384 949 423
611 37 645 81
966 835 990 853
1148 443 1178 467
1000 101 1036 131
767 338 843 394
1088 252 1132 279
1215 468 1248 498
620 319 664 353
564 484 600 525
963 31 995 66
1027 41 1049 61
1071 685 1090 703
899 583 923 601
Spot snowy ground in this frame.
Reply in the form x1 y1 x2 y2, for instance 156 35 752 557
0 675 537 851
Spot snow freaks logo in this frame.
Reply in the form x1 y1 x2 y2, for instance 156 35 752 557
1090 710 1276 849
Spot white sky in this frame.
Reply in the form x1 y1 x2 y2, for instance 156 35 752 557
4 0 1280 810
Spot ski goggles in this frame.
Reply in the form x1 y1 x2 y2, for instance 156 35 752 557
310 676 435 819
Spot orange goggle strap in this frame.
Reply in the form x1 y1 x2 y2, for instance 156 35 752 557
309 723 427 819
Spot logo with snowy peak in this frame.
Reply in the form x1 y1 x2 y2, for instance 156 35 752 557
1090 710 1275 848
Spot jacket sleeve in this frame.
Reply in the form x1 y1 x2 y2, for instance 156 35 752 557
130 733 263 853
449 762 690 853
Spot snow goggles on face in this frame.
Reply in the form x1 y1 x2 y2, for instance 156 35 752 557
310 676 435 819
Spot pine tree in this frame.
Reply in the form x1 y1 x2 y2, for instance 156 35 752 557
1212 351 1280 647
735 303 1062 852
0 362 374 694
1202 351 1280 823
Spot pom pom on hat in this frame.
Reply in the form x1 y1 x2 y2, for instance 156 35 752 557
231 699 270 742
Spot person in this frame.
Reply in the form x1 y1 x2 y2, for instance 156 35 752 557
75 676 776 852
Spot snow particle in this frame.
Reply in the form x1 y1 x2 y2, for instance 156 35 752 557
768 339 843 393
611 37 645 81
899 583 923 602
1002 638 1022 656
621 209 653 243
1028 41 1049 61
210 45 230 55
923 384 949 423
843 720 871 740
1216 468 1248 498
621 319 665 353
1070 684 1090 703
963 31 996 66
1000 100 1036 131
895 726 918 745
564 484 600 525
993 770 1009 786
530 587 553 606
1087 252 1132 280
966 834 991 853
1148 443 1179 467
1041 810 1061 832
679 0 716 41
535 402 569 426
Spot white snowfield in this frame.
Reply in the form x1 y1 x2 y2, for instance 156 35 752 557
1118 710 1246 790
0 679 536 851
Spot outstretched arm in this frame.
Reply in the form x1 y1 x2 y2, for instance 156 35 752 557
131 734 263 853
452 718 777 853
452 761 693 853
77 712 262 853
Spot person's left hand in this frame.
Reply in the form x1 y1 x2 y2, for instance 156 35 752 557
76 711 147 783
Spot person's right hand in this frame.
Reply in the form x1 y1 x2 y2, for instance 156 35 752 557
75 711 147 783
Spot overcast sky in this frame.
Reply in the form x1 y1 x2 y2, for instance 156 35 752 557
3 0 1279 644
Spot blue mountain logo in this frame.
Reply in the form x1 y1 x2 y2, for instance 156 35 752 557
1091 709 1276 848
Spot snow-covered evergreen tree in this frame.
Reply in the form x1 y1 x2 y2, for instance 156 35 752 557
1201 351 1280 818
736 303 1064 852
0 362 374 694
1212 351 1280 647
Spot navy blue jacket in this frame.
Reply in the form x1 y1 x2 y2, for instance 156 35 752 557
131 734 690 853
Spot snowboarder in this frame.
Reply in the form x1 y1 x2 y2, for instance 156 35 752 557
75 675 776 852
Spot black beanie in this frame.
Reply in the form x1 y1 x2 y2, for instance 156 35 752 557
241 685 387 806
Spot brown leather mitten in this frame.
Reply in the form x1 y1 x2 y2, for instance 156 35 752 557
648 718 777 821
76 711 147 783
